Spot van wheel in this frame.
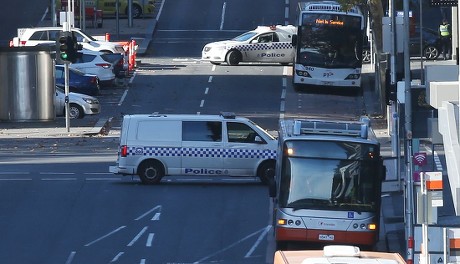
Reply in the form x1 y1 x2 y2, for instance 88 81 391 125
258 161 275 185
138 160 164 184
226 50 241 65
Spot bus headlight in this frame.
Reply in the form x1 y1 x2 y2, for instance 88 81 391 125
296 70 311 78
345 73 360 80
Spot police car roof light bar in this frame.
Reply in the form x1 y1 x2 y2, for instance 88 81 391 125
292 119 368 138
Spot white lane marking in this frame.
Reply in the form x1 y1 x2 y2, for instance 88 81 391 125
127 226 148 246
0 172 29 175
193 226 271 263
220 2 227 30
212 65 217 71
85 226 126 247
200 100 205 108
118 89 128 106
281 89 286 100
0 178 32 181
135 205 162 221
41 178 77 181
205 87 209 95
245 225 271 258
64 251 76 264
40 172 75 175
280 113 285 119
140 259 146 264
85 177 122 181
151 213 161 221
282 77 287 88
155 0 165 21
283 66 289 76
129 71 137 84
110 252 124 262
146 233 155 247
208 76 213 83
280 100 285 112
285 7 289 20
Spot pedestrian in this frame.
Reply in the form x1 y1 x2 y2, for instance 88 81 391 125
439 18 452 60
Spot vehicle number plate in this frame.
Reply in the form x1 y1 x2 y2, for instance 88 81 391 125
322 81 334 86
319 234 334 241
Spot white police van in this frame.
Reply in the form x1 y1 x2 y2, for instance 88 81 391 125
201 25 296 66
109 113 278 184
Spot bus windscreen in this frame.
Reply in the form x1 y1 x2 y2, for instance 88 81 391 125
297 14 363 68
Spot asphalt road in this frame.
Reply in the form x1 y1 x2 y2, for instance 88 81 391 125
0 0 455 263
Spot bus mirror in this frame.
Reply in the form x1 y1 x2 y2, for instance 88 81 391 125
269 178 277 197
292 34 297 47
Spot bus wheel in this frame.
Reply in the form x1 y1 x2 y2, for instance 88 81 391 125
138 160 164 184
258 161 275 185
226 50 241 65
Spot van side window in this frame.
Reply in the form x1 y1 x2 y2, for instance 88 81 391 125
183 121 222 142
227 122 261 143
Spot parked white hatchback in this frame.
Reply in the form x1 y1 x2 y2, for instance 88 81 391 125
55 87 101 119
58 50 116 86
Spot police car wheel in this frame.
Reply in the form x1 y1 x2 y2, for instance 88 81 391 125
226 50 241 66
138 160 164 184
258 161 275 185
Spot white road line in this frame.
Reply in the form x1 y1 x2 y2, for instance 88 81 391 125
208 76 213 83
204 87 209 94
200 100 205 108
146 233 155 247
281 88 286 100
129 72 137 84
110 252 124 262
118 89 128 106
280 100 285 112
85 226 126 247
140 259 146 264
0 172 29 175
39 172 75 175
155 0 165 21
64 251 76 264
135 205 162 221
220 2 227 30
151 212 161 221
41 178 77 181
212 65 217 71
193 227 270 263
282 77 287 87
285 7 289 20
245 225 271 258
85 177 122 181
127 226 148 246
0 178 32 181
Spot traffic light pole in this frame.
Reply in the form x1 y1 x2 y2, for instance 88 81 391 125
64 0 72 132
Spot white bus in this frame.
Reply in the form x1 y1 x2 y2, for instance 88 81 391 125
292 1 365 91
269 117 386 250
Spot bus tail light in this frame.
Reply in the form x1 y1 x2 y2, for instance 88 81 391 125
120 145 128 157
278 219 287 225
345 73 360 80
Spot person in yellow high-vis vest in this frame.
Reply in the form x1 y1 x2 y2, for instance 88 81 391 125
439 19 452 60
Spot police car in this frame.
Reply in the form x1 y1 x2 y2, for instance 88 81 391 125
201 25 296 66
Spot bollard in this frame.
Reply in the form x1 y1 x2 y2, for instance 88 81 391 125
105 33 110 42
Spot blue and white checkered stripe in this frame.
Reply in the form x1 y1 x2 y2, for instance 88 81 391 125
227 42 293 52
127 146 276 159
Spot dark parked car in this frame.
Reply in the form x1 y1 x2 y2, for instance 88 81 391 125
363 27 442 63
55 65 100 96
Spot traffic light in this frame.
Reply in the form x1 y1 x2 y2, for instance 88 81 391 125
56 31 72 64
66 32 83 63
55 32 83 64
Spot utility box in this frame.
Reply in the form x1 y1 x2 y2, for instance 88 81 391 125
0 46 55 121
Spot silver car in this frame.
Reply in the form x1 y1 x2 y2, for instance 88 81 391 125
55 87 101 119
